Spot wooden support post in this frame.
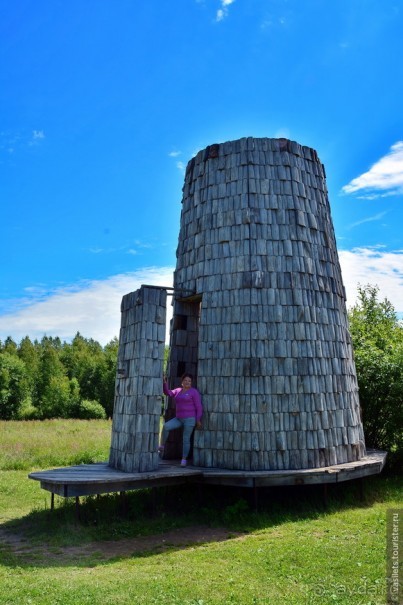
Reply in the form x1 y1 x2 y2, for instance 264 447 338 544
252 479 258 513
322 483 328 509
357 477 365 502
51 492 55 511
150 487 157 515
75 496 80 522
119 491 129 516
197 482 203 506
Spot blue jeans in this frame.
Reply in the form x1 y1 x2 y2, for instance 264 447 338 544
161 417 196 459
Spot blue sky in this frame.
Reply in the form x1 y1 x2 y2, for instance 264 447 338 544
1 0 403 344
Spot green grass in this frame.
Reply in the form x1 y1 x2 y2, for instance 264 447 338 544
0 419 401 605
0 419 112 470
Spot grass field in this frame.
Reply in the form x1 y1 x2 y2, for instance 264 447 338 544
0 419 401 605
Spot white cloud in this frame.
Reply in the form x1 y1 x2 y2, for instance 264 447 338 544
342 141 403 197
355 191 398 201
346 210 388 229
168 150 182 157
260 19 273 30
260 14 288 30
1 129 45 155
2 249 402 347
176 161 186 171
216 0 235 21
274 128 291 139
130 240 153 251
28 130 45 147
339 247 403 312
0 267 174 346
87 241 154 256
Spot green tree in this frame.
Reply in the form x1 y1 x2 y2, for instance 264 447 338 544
0 353 30 419
98 337 118 417
61 333 117 417
17 336 40 409
164 345 169 374
349 284 403 470
40 375 81 419
2 336 18 356
36 339 78 418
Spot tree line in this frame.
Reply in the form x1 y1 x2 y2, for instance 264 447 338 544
0 285 402 469
0 333 118 420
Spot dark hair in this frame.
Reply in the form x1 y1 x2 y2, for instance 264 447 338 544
181 373 193 381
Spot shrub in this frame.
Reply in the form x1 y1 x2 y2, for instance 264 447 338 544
17 398 39 420
77 399 107 420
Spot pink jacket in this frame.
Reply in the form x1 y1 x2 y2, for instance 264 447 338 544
163 383 203 421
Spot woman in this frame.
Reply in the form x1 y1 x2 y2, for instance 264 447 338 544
159 373 202 466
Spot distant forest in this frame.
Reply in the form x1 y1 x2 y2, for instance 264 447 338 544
0 333 118 420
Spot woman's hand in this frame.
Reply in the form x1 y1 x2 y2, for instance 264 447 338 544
196 421 202 430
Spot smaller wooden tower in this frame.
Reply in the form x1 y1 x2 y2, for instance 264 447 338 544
109 285 166 472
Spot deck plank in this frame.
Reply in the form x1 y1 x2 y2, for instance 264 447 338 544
28 450 387 498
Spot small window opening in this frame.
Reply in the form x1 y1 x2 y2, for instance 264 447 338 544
173 315 188 330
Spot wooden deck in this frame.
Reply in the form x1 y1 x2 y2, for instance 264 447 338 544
199 449 387 487
29 450 387 500
29 461 203 498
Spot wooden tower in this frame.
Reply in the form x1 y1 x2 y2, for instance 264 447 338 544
165 137 366 471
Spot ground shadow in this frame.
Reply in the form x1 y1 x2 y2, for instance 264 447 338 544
0 474 399 569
